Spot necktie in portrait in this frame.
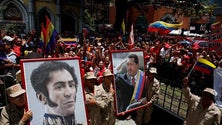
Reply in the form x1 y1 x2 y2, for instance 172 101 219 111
132 77 135 86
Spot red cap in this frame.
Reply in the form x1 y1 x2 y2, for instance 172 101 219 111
86 61 93 65
164 43 171 48
184 55 190 59
145 55 150 59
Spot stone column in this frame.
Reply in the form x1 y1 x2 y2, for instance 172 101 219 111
79 0 83 33
28 0 35 32
0 7 6 30
56 0 61 33
0 7 6 20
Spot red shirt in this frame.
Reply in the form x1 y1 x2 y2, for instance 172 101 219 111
13 45 21 57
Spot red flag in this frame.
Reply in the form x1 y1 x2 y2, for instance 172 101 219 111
82 28 89 37
128 24 134 49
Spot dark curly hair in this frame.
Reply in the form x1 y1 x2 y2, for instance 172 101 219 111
30 61 78 97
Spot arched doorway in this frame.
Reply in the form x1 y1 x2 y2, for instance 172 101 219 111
0 0 28 33
61 9 77 34
38 8 51 31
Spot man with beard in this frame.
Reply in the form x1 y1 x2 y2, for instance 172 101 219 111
30 61 79 125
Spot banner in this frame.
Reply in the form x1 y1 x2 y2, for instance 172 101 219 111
111 50 146 115
208 41 222 55
214 68 222 108
21 58 88 125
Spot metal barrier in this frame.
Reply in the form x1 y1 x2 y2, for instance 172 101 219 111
0 75 14 108
155 77 188 119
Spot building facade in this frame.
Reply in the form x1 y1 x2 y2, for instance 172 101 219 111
0 0 221 34
0 0 82 34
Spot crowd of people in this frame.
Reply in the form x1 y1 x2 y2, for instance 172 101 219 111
0 27 222 125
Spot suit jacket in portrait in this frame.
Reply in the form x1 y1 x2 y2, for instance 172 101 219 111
115 70 145 113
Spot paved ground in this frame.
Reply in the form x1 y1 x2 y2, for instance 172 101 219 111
115 119 137 125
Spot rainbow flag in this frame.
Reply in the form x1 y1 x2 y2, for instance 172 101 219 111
148 21 183 35
40 23 46 50
41 16 58 55
194 57 216 75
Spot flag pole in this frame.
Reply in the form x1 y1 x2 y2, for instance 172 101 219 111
187 59 198 77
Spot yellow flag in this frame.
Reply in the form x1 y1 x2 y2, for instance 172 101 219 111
121 19 125 35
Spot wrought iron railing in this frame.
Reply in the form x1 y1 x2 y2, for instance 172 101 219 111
155 77 188 119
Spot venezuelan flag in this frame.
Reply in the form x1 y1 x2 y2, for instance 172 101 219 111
194 57 216 75
210 21 220 29
44 16 58 54
148 21 183 35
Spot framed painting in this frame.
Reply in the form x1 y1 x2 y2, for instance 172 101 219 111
20 58 88 125
110 49 147 116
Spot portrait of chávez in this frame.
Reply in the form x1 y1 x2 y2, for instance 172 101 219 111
111 50 146 115
21 58 87 125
